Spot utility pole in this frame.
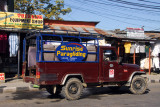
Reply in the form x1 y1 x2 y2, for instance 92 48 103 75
7 0 14 12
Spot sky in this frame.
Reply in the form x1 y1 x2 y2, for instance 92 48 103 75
60 0 160 31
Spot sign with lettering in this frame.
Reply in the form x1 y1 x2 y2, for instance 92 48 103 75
0 73 5 82
127 27 145 39
56 42 88 62
0 12 43 29
109 69 114 78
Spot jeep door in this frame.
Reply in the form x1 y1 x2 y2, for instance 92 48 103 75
101 48 124 82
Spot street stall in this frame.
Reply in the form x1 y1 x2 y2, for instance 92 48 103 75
0 12 43 78
107 28 160 75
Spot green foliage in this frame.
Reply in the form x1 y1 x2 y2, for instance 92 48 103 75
14 0 71 20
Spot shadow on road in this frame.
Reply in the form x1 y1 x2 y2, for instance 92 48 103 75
10 86 150 101
81 86 150 100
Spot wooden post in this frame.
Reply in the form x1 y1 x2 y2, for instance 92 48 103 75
149 48 151 75
118 42 120 56
133 49 135 64
18 33 20 78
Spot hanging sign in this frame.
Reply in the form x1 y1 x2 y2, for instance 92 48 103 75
0 12 43 29
56 42 88 62
127 27 145 39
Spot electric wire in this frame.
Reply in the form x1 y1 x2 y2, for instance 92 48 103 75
107 0 160 10
69 0 160 23
138 0 160 5
81 0 160 13
65 4 156 29
65 0 160 30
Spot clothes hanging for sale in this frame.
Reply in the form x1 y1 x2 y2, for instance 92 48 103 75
152 57 159 69
0 31 8 54
145 43 151 57
124 42 131 53
152 45 159 57
139 43 145 53
130 42 140 54
9 33 19 57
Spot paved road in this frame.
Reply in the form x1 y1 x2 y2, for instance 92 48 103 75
0 83 159 107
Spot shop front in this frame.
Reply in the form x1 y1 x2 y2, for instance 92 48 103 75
108 28 160 74
0 12 43 78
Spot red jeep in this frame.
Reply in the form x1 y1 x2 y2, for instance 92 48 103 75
22 31 147 100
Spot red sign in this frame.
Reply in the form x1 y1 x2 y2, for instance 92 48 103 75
0 73 5 80
109 69 114 78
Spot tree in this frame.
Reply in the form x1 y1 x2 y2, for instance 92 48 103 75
14 0 71 20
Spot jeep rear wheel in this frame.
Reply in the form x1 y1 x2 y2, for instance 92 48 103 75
61 78 83 100
130 76 147 95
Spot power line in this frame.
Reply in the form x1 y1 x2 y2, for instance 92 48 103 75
138 0 160 5
64 0 160 30
65 4 156 29
76 0 160 23
80 0 160 13
73 0 160 17
107 0 160 10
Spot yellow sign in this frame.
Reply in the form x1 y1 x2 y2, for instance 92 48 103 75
0 12 43 29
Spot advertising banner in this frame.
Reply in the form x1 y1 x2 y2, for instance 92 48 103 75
0 12 43 29
56 42 88 62
127 27 145 39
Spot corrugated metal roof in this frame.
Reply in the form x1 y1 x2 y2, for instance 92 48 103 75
46 25 113 37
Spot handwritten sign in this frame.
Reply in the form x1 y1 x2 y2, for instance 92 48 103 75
0 12 43 29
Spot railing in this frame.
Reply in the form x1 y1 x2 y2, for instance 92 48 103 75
24 29 103 63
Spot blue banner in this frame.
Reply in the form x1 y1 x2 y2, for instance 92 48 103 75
56 42 88 62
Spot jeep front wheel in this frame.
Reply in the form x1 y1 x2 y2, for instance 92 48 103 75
130 75 147 95
61 78 83 100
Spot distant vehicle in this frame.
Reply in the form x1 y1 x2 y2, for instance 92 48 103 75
22 30 147 100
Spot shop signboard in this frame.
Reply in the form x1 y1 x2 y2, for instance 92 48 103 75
0 12 43 29
127 27 145 39
56 42 88 62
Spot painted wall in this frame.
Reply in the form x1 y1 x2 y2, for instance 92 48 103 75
44 19 99 28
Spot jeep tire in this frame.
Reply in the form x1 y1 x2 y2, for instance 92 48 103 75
130 75 147 95
61 78 83 100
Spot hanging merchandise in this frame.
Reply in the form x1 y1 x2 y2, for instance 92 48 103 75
141 58 152 69
145 42 151 57
130 42 140 54
139 43 145 53
130 43 135 54
152 57 159 70
155 39 160 53
0 31 8 53
9 33 19 57
124 42 131 53
152 45 159 57
135 42 140 53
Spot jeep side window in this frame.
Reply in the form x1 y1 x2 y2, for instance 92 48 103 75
103 50 117 61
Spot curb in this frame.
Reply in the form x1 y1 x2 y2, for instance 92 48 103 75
142 75 160 84
0 86 39 93
148 79 160 83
